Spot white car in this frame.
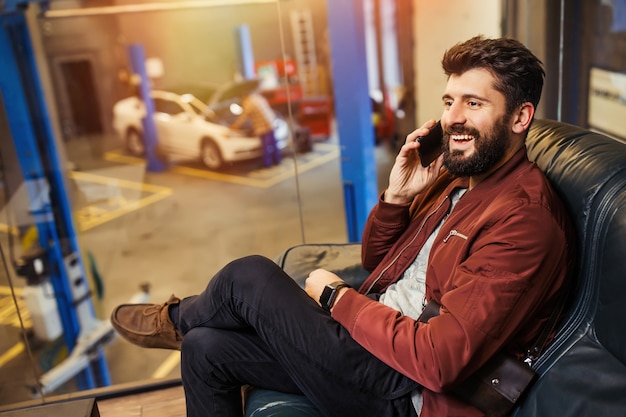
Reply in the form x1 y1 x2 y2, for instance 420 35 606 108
112 90 288 170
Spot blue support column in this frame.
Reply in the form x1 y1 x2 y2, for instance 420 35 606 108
127 44 166 172
326 0 378 242
235 25 256 79
0 10 106 390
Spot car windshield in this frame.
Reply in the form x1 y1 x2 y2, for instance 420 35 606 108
154 98 185 115
181 94 209 116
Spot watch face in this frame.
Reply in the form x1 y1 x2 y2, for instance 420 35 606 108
320 285 334 311
320 281 348 311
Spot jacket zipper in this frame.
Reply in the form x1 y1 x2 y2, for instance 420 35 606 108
364 195 450 294
443 229 468 243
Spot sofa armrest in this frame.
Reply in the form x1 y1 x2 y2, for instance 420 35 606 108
275 243 368 289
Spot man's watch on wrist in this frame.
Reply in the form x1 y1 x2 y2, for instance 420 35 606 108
319 280 351 312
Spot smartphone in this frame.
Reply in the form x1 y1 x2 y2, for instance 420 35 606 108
416 121 444 167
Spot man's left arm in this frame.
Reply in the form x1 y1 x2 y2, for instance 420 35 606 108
330 203 573 392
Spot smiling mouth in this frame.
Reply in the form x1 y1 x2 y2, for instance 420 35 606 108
451 134 475 142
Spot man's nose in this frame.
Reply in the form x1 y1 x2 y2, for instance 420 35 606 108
443 103 466 127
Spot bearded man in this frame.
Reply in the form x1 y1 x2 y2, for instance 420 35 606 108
111 36 576 417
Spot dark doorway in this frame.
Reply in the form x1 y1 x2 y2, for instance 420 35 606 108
60 60 103 136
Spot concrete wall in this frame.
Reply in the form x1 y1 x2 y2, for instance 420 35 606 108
413 1 502 125
38 0 330 139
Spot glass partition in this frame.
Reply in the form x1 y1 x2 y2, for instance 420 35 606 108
0 0 351 407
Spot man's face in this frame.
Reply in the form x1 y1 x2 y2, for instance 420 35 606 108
440 68 514 177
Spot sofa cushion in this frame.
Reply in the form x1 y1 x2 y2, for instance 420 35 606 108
243 388 323 417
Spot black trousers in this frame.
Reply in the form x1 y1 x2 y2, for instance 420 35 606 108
174 255 419 417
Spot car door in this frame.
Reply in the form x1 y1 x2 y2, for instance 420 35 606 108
152 97 199 159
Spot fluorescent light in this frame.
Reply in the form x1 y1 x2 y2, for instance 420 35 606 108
44 0 277 19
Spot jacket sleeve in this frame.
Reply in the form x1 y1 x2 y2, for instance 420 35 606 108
333 201 572 392
360 195 412 271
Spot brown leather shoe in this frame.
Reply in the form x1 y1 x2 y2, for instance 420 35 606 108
111 294 183 350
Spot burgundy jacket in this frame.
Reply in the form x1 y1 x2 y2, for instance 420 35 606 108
331 148 576 416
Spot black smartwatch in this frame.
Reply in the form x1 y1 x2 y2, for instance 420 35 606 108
319 280 350 312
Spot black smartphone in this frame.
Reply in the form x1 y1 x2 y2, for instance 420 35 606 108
416 121 444 167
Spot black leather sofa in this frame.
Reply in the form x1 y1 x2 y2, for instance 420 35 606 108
244 119 626 416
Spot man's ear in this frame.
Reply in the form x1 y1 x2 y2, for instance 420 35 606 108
511 102 535 134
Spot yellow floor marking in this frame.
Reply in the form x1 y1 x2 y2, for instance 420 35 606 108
74 189 172 231
0 286 22 296
0 290 31 369
0 289 32 328
99 152 146 166
104 143 340 189
0 224 18 236
152 351 181 379
69 171 173 231
0 284 178 375
69 170 170 193
172 147 340 188
0 342 25 368
0 172 173 234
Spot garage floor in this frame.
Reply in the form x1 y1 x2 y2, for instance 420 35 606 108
0 129 397 409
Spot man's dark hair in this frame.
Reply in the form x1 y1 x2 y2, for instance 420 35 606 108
441 36 545 114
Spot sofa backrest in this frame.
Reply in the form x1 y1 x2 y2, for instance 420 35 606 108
515 119 626 416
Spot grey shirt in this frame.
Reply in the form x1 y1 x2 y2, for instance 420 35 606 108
379 188 466 319
378 187 466 415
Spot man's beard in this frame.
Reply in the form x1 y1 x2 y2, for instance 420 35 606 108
442 116 510 177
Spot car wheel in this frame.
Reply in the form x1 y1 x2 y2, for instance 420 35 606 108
126 128 145 156
200 140 223 170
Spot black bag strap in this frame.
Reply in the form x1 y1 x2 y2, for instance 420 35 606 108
416 299 441 323
524 288 570 365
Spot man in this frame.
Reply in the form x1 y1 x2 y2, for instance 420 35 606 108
231 87 282 167
111 36 575 417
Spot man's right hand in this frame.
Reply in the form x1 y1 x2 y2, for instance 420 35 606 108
384 120 444 204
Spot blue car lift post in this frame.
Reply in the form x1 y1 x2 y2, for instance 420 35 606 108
327 0 378 242
234 1 377 243
0 0 113 395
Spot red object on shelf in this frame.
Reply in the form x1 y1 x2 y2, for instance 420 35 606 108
255 59 297 78
256 59 303 111
298 96 332 139
261 84 303 109
255 59 332 138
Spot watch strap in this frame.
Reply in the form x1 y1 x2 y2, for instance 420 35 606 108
320 281 350 311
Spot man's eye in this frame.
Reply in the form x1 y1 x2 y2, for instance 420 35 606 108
468 101 480 108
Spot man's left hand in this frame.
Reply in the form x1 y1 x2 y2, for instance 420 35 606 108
305 269 343 306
